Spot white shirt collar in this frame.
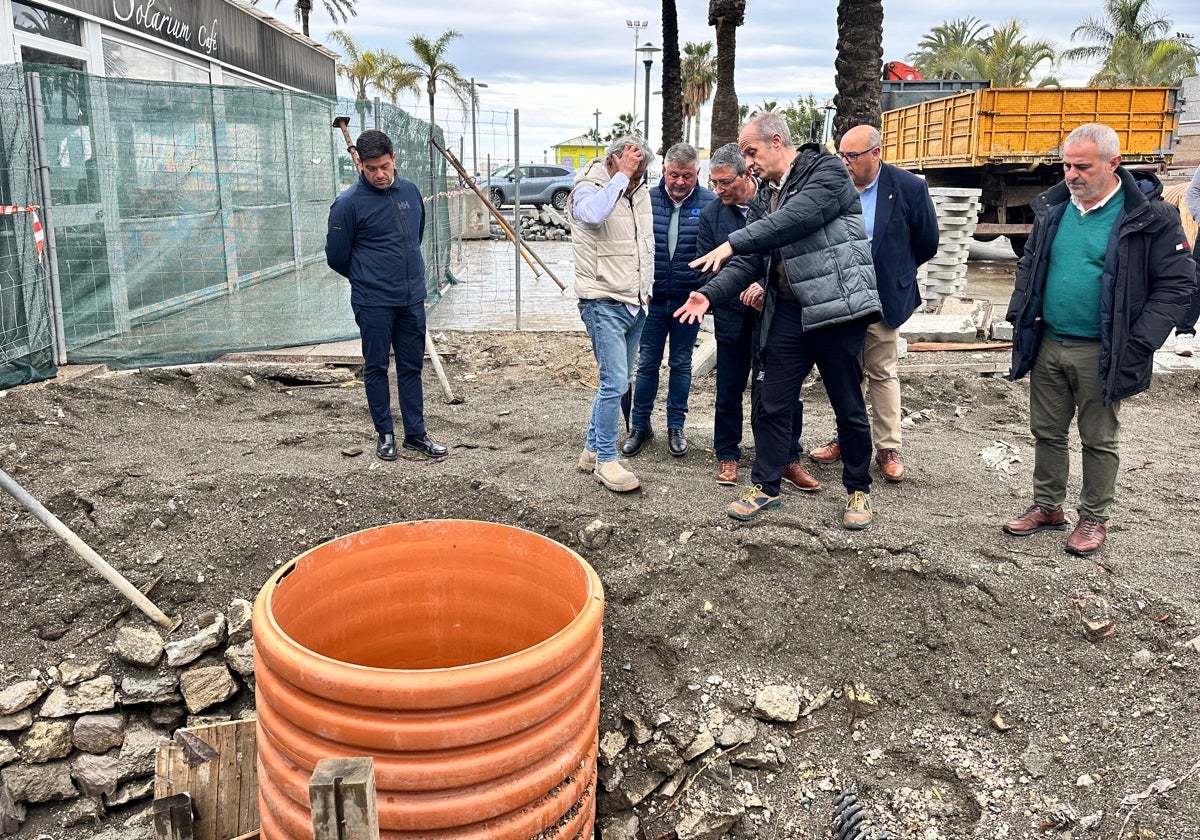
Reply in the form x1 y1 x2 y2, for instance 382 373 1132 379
1072 179 1122 216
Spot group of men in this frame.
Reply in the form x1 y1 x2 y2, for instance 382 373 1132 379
324 117 1196 557
568 116 1195 553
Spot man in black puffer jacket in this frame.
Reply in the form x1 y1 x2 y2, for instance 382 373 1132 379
677 113 881 530
1003 123 1195 557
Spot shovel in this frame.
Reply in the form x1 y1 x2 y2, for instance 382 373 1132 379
1 468 179 630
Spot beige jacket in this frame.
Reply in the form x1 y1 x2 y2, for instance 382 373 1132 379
569 159 653 305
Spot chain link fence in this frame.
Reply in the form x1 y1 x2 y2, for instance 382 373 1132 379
0 64 454 388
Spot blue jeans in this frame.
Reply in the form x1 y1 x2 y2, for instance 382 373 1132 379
630 299 702 431
579 299 645 462
352 302 427 437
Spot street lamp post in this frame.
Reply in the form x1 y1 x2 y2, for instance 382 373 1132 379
593 109 601 161
637 43 661 141
469 77 488 178
626 19 647 125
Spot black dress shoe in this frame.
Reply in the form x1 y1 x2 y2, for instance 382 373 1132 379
668 428 688 457
376 432 397 461
621 428 653 456
403 433 448 458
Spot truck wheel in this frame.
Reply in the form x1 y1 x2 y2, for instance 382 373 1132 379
1009 235 1028 259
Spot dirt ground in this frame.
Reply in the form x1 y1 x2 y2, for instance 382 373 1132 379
2 331 1200 839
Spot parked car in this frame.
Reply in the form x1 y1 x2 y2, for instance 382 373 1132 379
479 164 576 211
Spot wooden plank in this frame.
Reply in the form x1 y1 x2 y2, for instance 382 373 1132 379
152 793 195 840
153 719 259 840
238 720 261 837
310 757 380 840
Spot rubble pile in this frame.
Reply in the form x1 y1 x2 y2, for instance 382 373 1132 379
494 207 573 242
0 601 255 836
919 187 982 308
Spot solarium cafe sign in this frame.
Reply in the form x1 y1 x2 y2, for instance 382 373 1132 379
111 0 220 55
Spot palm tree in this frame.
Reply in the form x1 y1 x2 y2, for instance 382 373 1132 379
906 17 989 79
946 20 1059 87
378 56 422 106
1064 0 1197 85
397 30 471 133
327 29 395 131
1087 35 1198 85
708 0 745 149
611 113 639 137
833 0 884 140
261 0 357 38
661 0 684 151
755 100 780 112
681 41 716 150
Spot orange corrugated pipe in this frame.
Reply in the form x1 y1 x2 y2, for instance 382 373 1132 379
253 520 604 839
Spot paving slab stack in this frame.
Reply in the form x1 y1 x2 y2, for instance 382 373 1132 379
919 187 982 309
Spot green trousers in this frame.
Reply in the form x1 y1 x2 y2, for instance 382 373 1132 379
1029 339 1121 521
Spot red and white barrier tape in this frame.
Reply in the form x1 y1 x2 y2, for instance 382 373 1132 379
1 205 44 260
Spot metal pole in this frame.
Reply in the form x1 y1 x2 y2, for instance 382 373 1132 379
374 96 381 130
28 73 67 365
513 109 521 331
593 109 601 161
627 20 646 125
470 78 478 178
643 59 653 140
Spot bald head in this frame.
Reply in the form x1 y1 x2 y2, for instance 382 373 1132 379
838 125 882 190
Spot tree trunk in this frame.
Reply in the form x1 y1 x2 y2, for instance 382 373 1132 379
299 0 312 37
708 0 745 149
694 105 702 148
833 0 884 143
661 0 683 153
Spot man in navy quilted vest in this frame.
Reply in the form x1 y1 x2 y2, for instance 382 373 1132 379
621 142 716 459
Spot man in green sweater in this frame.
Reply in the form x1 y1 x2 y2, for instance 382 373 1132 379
1004 123 1195 556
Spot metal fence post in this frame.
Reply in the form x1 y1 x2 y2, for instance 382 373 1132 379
26 73 67 365
513 109 521 331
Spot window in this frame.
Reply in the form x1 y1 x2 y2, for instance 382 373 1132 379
103 38 209 84
12 1 81 46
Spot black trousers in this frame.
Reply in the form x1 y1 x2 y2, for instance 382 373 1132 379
750 301 871 496
353 302 427 437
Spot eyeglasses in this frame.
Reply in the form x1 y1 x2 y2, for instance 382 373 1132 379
710 175 741 189
839 146 879 162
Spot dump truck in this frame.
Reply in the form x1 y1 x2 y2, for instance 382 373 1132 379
880 86 1181 255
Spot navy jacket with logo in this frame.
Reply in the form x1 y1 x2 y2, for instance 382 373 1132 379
326 172 426 308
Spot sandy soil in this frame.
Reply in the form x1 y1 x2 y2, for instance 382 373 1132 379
2 331 1199 839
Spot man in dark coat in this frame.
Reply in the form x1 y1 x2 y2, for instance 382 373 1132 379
326 130 447 462
1003 123 1195 556
809 125 940 483
677 113 881 529
697 142 817 492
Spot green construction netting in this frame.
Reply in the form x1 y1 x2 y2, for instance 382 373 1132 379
0 64 452 387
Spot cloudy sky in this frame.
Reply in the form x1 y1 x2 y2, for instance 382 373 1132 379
266 0 1197 168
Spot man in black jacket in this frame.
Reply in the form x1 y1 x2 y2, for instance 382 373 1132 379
326 130 447 462
1003 123 1194 556
677 113 881 529
697 142 817 493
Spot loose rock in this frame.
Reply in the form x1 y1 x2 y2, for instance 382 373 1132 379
752 684 800 722
19 721 73 764
164 614 228 667
39 676 117 718
1 758 78 803
0 681 44 715
179 665 238 714
114 626 164 667
72 714 126 754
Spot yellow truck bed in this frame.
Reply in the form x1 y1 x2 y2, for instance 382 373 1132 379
882 87 1179 169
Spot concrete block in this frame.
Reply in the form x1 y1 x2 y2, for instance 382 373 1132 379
990 320 1014 341
900 313 978 343
691 333 719 379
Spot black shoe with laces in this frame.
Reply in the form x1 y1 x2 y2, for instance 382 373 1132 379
621 428 653 456
668 428 688 457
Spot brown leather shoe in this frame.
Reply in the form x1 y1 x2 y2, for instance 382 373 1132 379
781 461 820 492
716 460 738 486
876 448 905 482
1065 516 1107 556
1002 504 1067 536
809 439 841 464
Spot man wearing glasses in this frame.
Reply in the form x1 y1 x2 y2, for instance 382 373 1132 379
809 125 939 482
677 113 881 528
697 143 818 492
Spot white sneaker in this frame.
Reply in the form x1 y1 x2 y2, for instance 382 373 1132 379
1175 332 1194 357
593 459 640 492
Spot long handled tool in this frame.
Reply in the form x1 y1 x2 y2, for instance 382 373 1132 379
0 468 179 630
429 137 567 291
333 116 459 404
